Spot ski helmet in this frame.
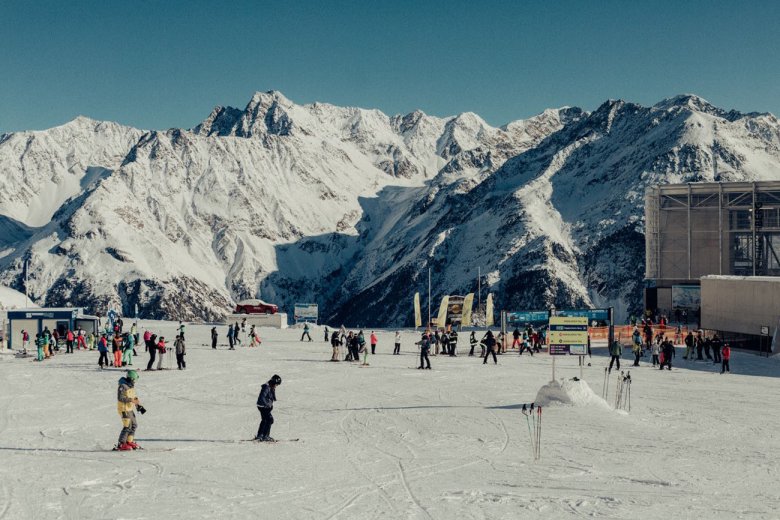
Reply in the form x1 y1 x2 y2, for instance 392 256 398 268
270 374 282 386
126 370 139 381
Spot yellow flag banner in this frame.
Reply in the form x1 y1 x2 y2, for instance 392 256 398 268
486 294 494 327
461 293 474 327
436 296 449 328
413 292 422 328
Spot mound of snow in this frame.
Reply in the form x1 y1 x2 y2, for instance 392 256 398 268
534 378 611 409
0 285 36 309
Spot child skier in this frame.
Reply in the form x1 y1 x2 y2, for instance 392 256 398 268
721 343 731 374
115 370 145 451
255 374 282 441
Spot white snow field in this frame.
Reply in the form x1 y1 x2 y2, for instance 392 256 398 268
1 323 779 519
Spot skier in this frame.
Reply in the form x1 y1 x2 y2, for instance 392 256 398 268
711 334 722 364
145 333 158 370
155 336 167 370
695 330 705 360
651 336 660 366
659 339 675 370
418 332 431 369
608 339 622 372
449 330 458 356
66 329 75 353
234 322 242 346
357 330 366 352
122 332 135 367
721 343 731 374
112 333 123 367
393 331 401 355
440 332 450 357
174 334 186 370
255 374 282 442
324 327 329 342
632 337 642 367
21 329 29 355
179 322 185 341
683 331 695 360
211 327 218 349
115 369 145 451
301 323 312 342
330 331 341 361
518 335 534 356
227 324 235 350
35 333 44 362
512 328 522 349
370 331 378 354
98 334 109 368
482 330 497 365
468 331 477 356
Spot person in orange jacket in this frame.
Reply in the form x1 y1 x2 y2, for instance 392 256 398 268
721 343 731 374
370 332 378 354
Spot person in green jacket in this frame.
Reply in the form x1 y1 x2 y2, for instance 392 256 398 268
608 339 622 373
36 333 45 361
122 332 135 366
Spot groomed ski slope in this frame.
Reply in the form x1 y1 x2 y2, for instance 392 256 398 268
1 322 779 519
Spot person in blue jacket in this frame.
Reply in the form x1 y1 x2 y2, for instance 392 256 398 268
255 374 282 441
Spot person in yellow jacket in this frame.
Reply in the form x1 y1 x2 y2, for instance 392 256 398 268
115 370 145 451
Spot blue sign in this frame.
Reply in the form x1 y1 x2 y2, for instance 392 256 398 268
553 309 609 322
506 311 549 327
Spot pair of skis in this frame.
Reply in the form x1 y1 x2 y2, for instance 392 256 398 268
603 367 632 412
521 403 542 461
614 371 631 411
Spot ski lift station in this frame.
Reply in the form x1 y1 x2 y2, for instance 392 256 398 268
4 307 100 349
644 181 780 352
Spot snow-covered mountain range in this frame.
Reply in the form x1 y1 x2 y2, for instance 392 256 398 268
1 92 779 324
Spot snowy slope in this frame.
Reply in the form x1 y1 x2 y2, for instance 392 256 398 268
0 285 35 309
1 323 779 519
1 93 779 322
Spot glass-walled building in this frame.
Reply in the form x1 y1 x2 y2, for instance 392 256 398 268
645 181 780 319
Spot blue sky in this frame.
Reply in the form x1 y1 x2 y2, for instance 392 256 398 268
1 0 779 132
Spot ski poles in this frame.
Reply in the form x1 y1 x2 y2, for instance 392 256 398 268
521 403 542 461
614 371 631 411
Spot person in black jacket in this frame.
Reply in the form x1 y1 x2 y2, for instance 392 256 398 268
482 330 497 365
211 327 218 349
660 340 675 370
255 374 282 441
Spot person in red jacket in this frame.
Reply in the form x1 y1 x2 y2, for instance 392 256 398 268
721 343 731 374
66 329 75 353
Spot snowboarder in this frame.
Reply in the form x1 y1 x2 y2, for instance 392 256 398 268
393 331 401 355
211 327 218 349
174 334 186 369
255 374 282 441
115 369 145 451
482 330 498 365
370 331 378 354
301 323 312 342
608 339 622 372
418 332 431 369
721 343 731 374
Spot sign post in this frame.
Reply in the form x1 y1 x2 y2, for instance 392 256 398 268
548 316 589 381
